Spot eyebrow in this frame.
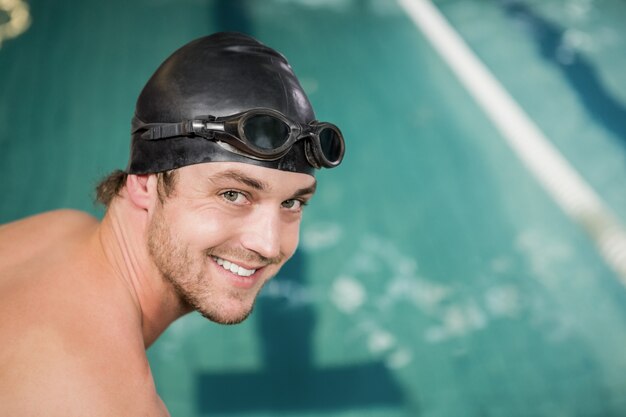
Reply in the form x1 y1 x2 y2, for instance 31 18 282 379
211 170 269 191
209 169 317 197
292 182 317 199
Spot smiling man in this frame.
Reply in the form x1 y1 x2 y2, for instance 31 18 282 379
0 32 344 416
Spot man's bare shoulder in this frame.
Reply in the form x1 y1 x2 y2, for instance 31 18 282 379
0 209 98 243
0 209 99 269
0 321 169 417
0 210 169 416
0 281 169 417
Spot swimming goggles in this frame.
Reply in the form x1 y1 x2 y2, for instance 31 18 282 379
132 108 345 169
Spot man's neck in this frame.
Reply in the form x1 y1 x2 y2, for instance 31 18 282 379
94 197 191 348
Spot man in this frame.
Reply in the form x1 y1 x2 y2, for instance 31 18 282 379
0 32 344 416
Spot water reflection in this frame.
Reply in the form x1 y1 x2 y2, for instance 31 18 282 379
501 0 626 144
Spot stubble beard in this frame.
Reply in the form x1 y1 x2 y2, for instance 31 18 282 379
146 206 259 325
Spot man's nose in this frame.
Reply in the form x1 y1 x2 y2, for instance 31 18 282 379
240 207 282 260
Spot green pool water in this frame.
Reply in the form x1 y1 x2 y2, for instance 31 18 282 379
2 1 626 416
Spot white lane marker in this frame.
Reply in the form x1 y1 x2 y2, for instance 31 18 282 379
397 0 626 283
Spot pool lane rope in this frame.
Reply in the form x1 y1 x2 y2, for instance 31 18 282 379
398 0 626 284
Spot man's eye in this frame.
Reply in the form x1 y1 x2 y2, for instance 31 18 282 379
282 199 304 211
221 191 247 204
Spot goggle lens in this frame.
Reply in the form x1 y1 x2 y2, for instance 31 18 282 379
243 115 291 150
319 127 343 163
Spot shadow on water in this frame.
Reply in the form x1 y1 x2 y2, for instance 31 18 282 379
197 2 405 413
500 0 626 144
195 250 407 414
212 0 254 35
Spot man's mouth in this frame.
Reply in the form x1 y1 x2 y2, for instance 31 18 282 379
211 256 257 277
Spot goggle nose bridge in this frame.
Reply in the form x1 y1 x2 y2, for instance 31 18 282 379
192 120 225 139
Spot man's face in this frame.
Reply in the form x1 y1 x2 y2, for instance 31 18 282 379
146 162 316 324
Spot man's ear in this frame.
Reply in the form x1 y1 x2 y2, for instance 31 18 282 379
125 174 158 210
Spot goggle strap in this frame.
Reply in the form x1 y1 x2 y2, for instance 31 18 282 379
139 121 197 140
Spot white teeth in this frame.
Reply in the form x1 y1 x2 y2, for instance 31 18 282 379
212 256 256 277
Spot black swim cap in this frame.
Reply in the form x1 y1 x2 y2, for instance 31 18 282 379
127 32 320 176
